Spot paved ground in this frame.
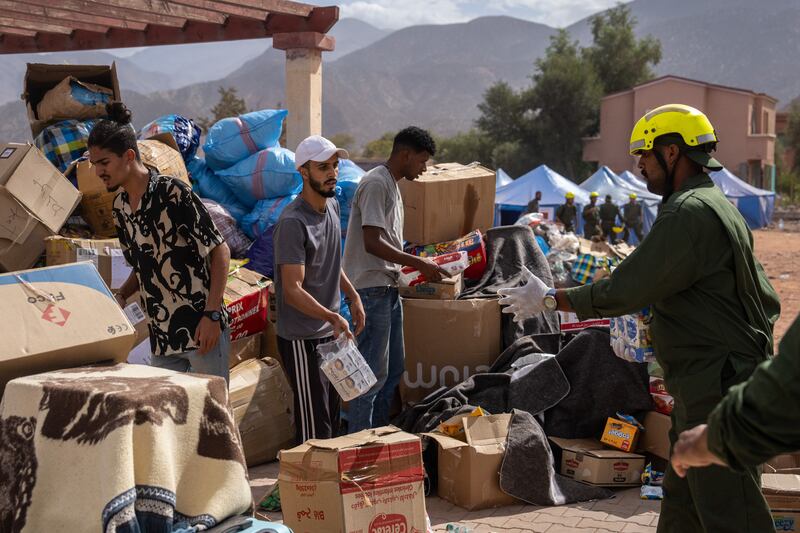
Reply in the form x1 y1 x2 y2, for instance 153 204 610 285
247 461 661 532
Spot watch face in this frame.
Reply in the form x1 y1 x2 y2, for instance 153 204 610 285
544 296 557 311
207 310 221 321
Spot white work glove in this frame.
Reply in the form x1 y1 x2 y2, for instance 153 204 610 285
498 266 551 323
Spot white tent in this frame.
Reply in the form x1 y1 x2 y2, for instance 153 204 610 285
496 168 513 188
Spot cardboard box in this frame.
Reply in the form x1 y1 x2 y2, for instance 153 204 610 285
44 236 132 290
0 263 135 395
401 298 502 404
229 333 262 369
766 454 800 474
551 437 645 486
0 143 82 271
637 411 672 460
601 416 642 452
398 162 495 245
224 267 271 340
74 159 119 238
230 357 295 466
558 311 610 332
24 63 121 138
279 427 427 533
763 472 800 532
399 274 463 300
138 137 190 186
425 414 519 510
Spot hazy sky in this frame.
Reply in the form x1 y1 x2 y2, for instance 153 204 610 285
305 0 629 29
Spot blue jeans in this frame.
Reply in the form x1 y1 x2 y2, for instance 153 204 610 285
348 286 404 432
150 327 231 383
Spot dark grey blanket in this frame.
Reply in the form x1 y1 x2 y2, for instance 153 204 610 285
459 225 560 347
543 327 654 438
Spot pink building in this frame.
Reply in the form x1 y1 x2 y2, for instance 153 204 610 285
583 76 776 188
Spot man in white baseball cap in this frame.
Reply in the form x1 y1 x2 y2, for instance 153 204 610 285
272 135 365 443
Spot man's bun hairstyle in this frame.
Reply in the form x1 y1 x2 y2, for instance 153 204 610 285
88 101 140 159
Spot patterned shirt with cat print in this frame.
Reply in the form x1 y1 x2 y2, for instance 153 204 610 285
113 168 228 357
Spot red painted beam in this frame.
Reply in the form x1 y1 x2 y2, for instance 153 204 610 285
19 0 188 27
273 31 334 51
0 2 148 31
168 0 269 21
213 0 313 17
265 6 338 34
81 0 227 24
0 25 36 37
2 17 74 35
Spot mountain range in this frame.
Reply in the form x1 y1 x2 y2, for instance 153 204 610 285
0 0 798 148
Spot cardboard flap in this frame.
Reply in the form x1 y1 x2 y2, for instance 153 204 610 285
422 432 469 450
464 414 512 446
0 188 39 243
763 473 800 495
307 426 403 450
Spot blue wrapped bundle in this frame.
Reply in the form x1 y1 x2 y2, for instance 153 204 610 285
216 147 302 208
187 156 248 222
203 109 288 171
139 114 201 162
34 119 100 173
240 194 297 240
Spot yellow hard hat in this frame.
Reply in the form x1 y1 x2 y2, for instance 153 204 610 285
565 192 575 199
590 191 599 198
629 193 637 199
612 226 623 234
629 104 722 170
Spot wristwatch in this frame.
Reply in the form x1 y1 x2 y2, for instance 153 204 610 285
203 310 222 322
543 289 558 311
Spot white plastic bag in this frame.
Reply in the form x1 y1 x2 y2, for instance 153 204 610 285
317 335 377 401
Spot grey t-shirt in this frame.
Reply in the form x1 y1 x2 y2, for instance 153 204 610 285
273 196 341 340
343 165 404 289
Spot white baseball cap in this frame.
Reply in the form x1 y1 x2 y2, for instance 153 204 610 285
294 135 350 169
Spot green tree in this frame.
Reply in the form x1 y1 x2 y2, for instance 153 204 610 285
528 30 602 177
197 87 248 132
437 130 494 167
776 101 800 204
476 82 530 146
362 132 394 159
329 133 356 154
585 4 662 95
786 101 800 174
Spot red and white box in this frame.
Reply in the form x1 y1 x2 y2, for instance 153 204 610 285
224 266 271 340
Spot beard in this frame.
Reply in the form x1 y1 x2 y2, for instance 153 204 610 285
309 177 336 198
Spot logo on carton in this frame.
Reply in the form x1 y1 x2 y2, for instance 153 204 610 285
613 461 629 471
41 304 70 327
370 513 407 533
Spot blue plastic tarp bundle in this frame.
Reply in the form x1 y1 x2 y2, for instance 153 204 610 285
240 194 297 240
216 147 302 208
186 156 249 222
335 159 366 236
70 79 111 107
139 114 202 162
203 109 288 171
34 119 100 174
245 225 276 279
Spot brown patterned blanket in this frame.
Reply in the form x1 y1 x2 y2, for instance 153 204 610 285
0 363 252 533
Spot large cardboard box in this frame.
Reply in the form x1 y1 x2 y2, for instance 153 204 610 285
24 63 121 138
398 274 463 300
0 143 81 271
401 298 502 404
279 427 427 533
551 437 645 486
0 263 135 395
763 472 800 532
225 267 271 340
426 414 519 510
398 162 495 245
44 236 132 290
229 357 295 467
637 411 672 460
74 159 119 238
228 333 262 369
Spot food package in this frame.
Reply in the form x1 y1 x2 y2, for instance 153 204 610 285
317 335 377 402
405 229 487 280
399 251 469 287
610 307 655 363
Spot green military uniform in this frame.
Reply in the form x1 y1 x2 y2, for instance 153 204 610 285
565 173 781 533
599 201 620 242
582 204 601 239
623 201 644 242
707 314 800 470
556 203 577 233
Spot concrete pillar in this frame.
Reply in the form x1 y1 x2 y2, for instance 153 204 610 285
273 32 335 152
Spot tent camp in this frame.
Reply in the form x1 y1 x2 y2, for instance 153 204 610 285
709 168 775 229
495 164 590 231
619 170 648 190
496 168 513 188
580 166 661 243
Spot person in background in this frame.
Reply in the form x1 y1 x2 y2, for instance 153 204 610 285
599 194 621 243
582 191 602 240
89 101 232 382
526 190 542 214
343 127 447 433
273 135 365 443
623 193 644 243
498 104 781 532
556 192 578 233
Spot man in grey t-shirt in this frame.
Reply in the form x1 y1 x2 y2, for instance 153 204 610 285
343 127 447 432
274 135 365 443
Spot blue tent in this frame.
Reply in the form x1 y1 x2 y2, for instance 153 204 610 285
580 166 661 243
709 168 775 229
619 170 648 190
496 168 513 188
495 164 590 230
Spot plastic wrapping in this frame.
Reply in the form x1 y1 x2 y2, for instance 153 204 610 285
317 335 377 402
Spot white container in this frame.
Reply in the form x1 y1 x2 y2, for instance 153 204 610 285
317 335 377 401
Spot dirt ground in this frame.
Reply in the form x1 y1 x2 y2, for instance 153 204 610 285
753 225 800 343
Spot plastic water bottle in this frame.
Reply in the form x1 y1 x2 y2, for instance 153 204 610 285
779 218 785 231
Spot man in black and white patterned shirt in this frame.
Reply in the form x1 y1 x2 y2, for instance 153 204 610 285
88 102 232 381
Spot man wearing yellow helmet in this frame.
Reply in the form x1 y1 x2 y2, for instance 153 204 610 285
599 194 621 243
582 191 601 240
556 192 577 232
499 104 780 532
622 193 643 243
